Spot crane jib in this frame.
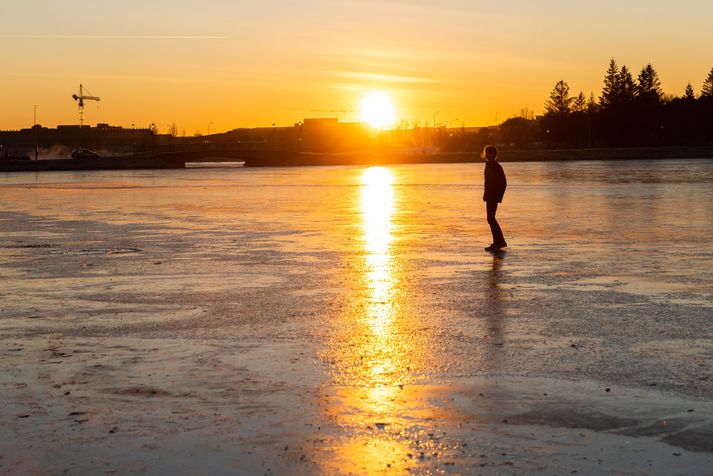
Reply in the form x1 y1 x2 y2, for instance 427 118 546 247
72 83 101 127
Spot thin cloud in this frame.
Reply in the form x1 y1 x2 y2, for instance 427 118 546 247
335 71 454 84
0 34 229 40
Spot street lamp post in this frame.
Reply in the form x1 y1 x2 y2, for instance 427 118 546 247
166 124 173 150
33 105 38 159
150 123 156 156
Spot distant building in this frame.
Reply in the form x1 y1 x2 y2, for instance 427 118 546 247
0 124 169 157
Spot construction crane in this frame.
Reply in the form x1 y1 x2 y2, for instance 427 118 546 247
72 84 100 127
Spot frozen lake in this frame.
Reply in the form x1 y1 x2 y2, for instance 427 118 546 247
2 159 713 474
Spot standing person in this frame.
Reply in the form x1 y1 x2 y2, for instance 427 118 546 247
482 145 507 251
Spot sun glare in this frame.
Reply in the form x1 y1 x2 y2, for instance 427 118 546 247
359 92 397 129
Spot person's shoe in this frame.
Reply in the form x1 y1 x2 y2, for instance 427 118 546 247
485 241 507 251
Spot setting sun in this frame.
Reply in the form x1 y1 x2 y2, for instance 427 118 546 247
359 92 397 129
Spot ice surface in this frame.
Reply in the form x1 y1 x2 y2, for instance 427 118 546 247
1 160 712 474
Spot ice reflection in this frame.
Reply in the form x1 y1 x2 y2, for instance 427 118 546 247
485 253 506 371
322 167 416 473
361 167 398 381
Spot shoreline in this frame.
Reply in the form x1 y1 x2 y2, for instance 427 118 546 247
1 145 713 172
498 145 713 162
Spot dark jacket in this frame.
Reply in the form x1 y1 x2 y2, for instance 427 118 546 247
483 160 507 203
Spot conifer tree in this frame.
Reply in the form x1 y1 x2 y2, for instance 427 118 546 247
618 65 636 103
572 92 587 112
636 64 663 102
702 68 713 97
600 59 619 108
684 83 696 101
544 80 572 115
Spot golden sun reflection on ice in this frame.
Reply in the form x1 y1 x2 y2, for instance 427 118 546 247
361 166 397 344
320 167 417 473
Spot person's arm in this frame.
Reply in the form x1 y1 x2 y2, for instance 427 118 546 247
483 165 488 201
496 164 507 201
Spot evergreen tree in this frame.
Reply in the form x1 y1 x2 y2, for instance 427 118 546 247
636 64 663 102
587 93 598 112
684 83 696 101
600 59 619 108
544 80 572 115
572 92 587 112
702 68 713 97
618 65 636 103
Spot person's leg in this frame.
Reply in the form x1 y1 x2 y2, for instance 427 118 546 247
486 201 506 245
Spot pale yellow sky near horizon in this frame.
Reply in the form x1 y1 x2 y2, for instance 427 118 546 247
1 0 712 133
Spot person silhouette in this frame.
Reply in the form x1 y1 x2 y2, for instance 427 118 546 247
482 145 507 251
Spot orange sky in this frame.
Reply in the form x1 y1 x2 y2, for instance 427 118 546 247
2 0 712 133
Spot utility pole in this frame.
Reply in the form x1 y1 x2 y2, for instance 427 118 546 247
150 123 156 156
33 105 38 160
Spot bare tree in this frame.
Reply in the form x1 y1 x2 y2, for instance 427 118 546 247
519 107 534 120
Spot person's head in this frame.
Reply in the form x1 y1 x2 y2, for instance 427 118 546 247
482 145 498 161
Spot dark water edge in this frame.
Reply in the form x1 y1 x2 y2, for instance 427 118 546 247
2 145 713 172
0 155 184 172
237 145 713 167
499 145 713 162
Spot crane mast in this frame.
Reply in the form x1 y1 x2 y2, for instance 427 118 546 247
72 84 100 127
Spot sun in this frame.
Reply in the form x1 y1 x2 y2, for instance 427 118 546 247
359 91 397 129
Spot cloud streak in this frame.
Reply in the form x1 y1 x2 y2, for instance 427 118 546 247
334 71 455 85
0 35 229 40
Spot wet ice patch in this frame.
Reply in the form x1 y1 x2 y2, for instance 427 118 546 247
1 243 54 249
49 247 142 256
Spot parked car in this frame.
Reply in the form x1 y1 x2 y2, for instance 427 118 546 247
71 149 101 159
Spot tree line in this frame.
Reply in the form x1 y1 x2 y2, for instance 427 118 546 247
540 60 713 147
440 60 713 151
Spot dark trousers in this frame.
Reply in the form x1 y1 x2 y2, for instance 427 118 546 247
486 201 505 244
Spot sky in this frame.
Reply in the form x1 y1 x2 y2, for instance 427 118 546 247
1 0 712 133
